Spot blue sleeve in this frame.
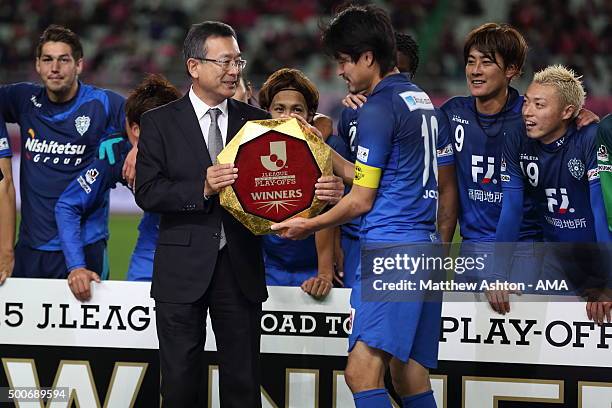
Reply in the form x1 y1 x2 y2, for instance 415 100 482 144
326 134 349 159
102 90 126 141
355 99 394 169
496 130 525 242
55 156 125 271
436 108 454 167
0 125 11 158
0 84 28 158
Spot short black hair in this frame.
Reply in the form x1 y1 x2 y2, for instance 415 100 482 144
126 74 181 126
322 4 396 76
395 32 419 79
183 21 236 63
464 23 527 77
36 25 83 60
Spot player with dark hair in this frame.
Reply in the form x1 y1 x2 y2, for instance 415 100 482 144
273 5 441 407
56 74 181 300
258 68 341 297
339 30 457 289
0 24 126 280
441 23 598 313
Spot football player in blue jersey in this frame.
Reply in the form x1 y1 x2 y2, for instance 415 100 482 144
339 32 457 290
441 23 598 314
56 74 181 300
497 65 611 323
273 5 441 407
258 68 342 298
0 25 126 279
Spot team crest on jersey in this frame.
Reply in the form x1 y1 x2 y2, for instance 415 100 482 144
85 168 99 184
597 145 609 162
399 91 434 111
567 158 585 180
357 146 369 163
75 115 91 136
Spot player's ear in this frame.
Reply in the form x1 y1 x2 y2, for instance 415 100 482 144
35 58 41 75
76 58 83 75
561 104 576 121
504 64 519 81
75 58 83 75
362 51 375 67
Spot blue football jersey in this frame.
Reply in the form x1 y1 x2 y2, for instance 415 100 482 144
337 107 361 239
0 81 125 250
501 123 603 242
441 87 541 242
353 74 438 242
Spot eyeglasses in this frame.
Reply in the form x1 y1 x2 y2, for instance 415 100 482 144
196 57 247 71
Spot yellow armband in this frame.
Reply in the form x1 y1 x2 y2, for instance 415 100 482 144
354 160 381 188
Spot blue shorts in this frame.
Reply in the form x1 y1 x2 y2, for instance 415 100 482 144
13 239 108 279
349 234 442 366
127 248 154 281
341 232 360 288
265 264 317 286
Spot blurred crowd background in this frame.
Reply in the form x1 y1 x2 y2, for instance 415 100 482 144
2 0 610 277
1 0 610 118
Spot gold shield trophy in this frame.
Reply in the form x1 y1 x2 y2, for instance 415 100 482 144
217 117 332 235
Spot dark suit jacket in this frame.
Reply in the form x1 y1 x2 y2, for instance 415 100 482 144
135 94 270 304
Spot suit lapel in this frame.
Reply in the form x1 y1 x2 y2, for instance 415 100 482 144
173 94 212 168
227 98 246 144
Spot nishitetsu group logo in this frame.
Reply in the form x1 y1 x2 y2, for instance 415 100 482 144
233 130 321 223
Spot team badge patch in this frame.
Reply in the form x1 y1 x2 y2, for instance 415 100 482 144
0 137 8 150
597 145 609 162
75 115 91 136
568 158 585 180
357 146 369 163
85 168 99 184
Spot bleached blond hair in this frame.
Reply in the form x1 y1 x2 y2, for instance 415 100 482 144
533 64 586 118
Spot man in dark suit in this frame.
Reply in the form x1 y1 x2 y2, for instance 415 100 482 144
135 21 270 407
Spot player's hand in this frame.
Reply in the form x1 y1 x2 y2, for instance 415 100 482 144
271 217 313 240
205 163 238 196
575 108 599 129
290 114 324 140
313 114 333 141
315 175 344 204
0 249 14 285
586 301 611 325
98 137 124 166
485 289 511 315
342 93 368 110
68 267 101 301
122 145 138 189
302 276 333 299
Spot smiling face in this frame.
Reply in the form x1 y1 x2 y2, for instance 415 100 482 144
188 35 241 106
36 41 82 102
269 90 310 122
335 52 376 95
522 82 575 144
465 47 516 104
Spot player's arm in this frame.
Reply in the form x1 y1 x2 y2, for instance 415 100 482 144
0 156 15 284
275 103 390 239
436 111 458 243
56 157 124 300
301 228 334 298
